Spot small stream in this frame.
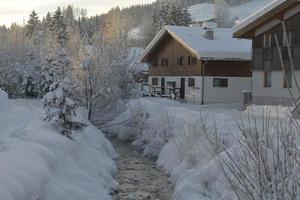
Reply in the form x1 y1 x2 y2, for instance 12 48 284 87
110 138 173 200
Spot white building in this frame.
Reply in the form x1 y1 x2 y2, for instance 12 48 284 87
141 25 252 104
233 0 300 106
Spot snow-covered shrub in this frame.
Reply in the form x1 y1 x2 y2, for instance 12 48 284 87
107 99 174 158
213 108 300 200
111 102 148 141
43 79 86 138
0 89 10 112
134 113 172 157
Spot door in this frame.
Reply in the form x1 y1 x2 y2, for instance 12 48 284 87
180 78 185 99
161 78 165 94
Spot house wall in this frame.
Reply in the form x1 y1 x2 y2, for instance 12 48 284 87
149 75 252 104
251 7 300 105
148 34 202 76
252 71 300 105
145 32 252 104
147 34 252 78
200 76 252 104
205 60 252 77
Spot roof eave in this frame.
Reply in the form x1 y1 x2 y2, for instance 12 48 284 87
199 57 251 61
234 0 299 39
140 26 201 63
140 27 169 63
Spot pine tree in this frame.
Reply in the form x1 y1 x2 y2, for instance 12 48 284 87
179 7 192 26
168 3 182 25
26 10 40 38
153 0 171 32
64 5 75 27
44 12 52 30
43 78 85 138
40 48 71 97
153 1 192 31
51 7 68 46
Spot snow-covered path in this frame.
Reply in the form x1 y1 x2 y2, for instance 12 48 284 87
111 138 173 200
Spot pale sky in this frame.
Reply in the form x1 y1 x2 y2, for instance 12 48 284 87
0 0 156 26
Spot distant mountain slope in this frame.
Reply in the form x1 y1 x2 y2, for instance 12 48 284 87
231 0 273 21
189 3 216 22
189 0 273 23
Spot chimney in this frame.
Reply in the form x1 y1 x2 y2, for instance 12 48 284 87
205 29 214 40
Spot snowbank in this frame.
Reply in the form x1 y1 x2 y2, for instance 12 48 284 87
107 98 293 200
0 89 9 108
0 97 117 200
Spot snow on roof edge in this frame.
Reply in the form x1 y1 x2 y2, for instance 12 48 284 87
166 27 201 59
140 27 169 62
141 26 251 62
140 26 201 62
233 0 287 35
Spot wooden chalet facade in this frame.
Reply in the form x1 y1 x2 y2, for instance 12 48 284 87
234 0 300 105
141 25 252 104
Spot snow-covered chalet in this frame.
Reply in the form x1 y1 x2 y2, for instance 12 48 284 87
141 24 252 104
234 0 300 106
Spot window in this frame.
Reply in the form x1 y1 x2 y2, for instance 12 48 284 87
187 56 197 65
191 57 197 65
213 78 228 87
284 71 292 88
161 58 168 66
282 47 293 62
188 56 191 65
152 77 158 85
188 78 195 87
283 31 292 46
264 71 272 87
152 59 158 67
178 56 185 65
263 33 272 48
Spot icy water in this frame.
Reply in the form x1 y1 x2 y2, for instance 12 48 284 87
110 138 173 200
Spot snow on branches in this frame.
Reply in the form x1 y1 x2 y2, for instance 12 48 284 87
43 79 86 138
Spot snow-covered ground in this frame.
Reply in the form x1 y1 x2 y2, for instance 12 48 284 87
107 97 293 200
0 89 118 200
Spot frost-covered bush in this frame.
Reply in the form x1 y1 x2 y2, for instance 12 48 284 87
106 99 173 158
0 89 10 111
134 113 172 157
213 109 300 200
109 102 148 141
43 79 85 138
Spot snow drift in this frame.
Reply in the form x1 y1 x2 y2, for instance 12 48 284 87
0 90 118 200
107 98 293 200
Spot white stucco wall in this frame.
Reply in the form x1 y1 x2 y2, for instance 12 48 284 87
149 76 252 104
252 71 300 105
200 76 251 104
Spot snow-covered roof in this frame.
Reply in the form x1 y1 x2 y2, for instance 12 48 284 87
141 26 251 61
126 47 148 71
233 0 290 38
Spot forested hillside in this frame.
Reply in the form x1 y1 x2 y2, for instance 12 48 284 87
0 0 264 121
